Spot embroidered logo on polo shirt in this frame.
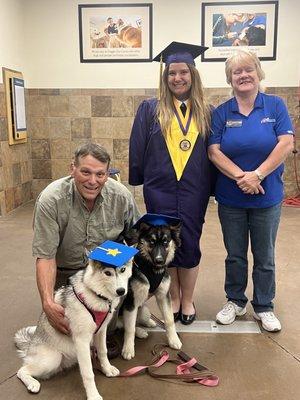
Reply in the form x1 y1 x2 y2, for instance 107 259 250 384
261 117 276 123
226 120 242 127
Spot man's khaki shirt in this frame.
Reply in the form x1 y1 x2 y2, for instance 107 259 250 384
32 176 140 270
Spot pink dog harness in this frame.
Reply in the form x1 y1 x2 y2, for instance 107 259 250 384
73 287 110 333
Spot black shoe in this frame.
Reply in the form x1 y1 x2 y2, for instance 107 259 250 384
106 335 120 359
180 304 196 325
173 307 181 322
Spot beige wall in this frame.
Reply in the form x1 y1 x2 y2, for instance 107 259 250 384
0 0 25 73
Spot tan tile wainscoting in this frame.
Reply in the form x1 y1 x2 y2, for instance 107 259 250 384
0 86 299 216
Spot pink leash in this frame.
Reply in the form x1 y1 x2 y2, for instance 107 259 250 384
118 349 219 387
119 351 170 377
176 357 219 387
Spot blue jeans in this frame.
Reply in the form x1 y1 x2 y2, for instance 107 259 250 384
218 203 281 313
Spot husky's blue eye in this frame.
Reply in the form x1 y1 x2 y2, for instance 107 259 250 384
105 271 112 276
150 239 155 245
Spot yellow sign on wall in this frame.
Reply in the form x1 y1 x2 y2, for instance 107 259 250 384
2 67 27 145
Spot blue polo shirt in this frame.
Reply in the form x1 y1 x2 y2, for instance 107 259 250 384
208 92 294 208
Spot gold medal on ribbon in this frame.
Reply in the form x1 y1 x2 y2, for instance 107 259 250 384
179 139 191 151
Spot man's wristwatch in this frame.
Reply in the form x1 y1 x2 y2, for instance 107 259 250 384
255 169 265 181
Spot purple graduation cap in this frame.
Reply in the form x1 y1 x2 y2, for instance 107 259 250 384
153 41 208 66
133 213 181 229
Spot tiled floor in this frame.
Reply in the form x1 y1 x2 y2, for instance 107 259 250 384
0 201 299 400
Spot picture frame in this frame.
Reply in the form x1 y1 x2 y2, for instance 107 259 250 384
78 3 153 63
201 1 279 62
2 67 27 145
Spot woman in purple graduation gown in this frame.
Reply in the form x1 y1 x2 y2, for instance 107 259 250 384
129 42 215 325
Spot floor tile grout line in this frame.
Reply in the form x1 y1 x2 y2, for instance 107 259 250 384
266 334 300 363
0 372 17 386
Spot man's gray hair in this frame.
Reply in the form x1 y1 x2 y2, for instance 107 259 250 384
73 142 111 167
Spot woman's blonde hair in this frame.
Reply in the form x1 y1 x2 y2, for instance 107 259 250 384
156 64 211 137
225 49 265 90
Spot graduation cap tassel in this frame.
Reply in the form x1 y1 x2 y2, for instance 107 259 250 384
158 54 163 100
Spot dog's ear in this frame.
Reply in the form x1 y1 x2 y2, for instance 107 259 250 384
125 222 151 244
138 222 151 234
125 228 139 245
90 259 103 271
85 248 94 267
170 222 182 247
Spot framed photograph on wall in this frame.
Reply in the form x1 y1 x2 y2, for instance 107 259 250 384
78 3 153 62
201 1 278 62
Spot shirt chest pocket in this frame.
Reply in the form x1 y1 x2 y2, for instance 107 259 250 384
92 218 118 229
88 218 124 245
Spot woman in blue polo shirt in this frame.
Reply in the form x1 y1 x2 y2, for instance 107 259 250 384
208 50 294 332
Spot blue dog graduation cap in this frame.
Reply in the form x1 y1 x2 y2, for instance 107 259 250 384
88 240 138 268
133 213 181 229
153 41 208 66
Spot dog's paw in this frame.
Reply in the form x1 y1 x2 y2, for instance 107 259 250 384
103 364 120 377
168 335 182 350
27 380 41 393
17 371 40 394
122 346 135 360
135 326 148 339
144 319 156 328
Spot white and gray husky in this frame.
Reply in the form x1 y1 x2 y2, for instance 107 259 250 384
14 259 132 400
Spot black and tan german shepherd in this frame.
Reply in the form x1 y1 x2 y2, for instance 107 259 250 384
121 221 182 360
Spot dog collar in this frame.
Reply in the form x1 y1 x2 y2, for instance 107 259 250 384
72 286 110 333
